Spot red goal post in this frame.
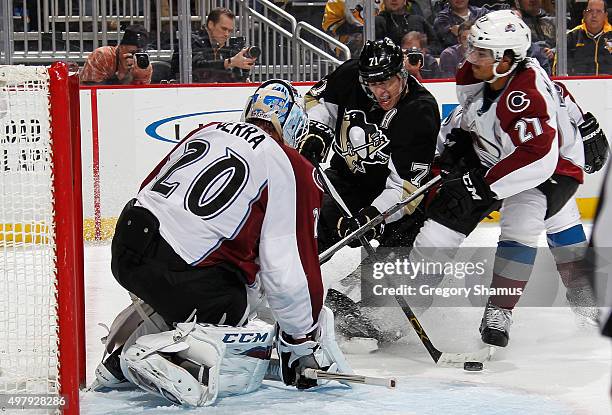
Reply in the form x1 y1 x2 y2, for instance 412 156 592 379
0 62 85 414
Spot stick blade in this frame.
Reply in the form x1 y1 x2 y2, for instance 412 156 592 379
436 346 495 367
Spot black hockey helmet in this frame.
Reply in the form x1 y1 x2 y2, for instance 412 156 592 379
359 38 404 83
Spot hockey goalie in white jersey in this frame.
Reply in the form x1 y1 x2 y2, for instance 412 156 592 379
413 10 608 348
91 80 351 406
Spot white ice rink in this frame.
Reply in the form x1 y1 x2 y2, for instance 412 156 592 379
81 223 612 414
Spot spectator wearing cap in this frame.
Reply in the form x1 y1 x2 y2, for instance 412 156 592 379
376 0 440 54
566 0 612 75
80 24 152 85
439 20 472 77
433 0 488 49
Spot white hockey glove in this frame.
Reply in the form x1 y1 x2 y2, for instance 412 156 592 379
122 318 276 407
276 306 352 390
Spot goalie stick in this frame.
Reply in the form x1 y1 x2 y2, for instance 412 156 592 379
317 173 493 366
264 358 396 388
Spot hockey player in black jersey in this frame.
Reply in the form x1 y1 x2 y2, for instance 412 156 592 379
298 38 440 341
299 37 440 255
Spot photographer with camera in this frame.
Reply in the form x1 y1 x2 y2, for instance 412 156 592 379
171 8 258 83
401 31 441 80
80 24 152 85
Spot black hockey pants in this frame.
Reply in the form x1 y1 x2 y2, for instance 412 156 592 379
111 199 248 327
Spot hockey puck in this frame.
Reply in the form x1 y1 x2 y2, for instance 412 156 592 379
463 361 483 371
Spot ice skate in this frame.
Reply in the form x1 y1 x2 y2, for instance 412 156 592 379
479 302 513 347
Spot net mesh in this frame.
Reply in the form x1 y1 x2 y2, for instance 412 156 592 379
0 65 59 397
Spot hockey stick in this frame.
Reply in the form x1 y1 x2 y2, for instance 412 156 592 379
394 294 494 366
317 173 493 366
303 368 396 389
319 175 441 263
264 358 396 388
314 163 377 257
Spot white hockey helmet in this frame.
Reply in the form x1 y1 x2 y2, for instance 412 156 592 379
242 79 308 148
467 10 532 81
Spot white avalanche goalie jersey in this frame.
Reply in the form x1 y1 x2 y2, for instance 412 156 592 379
456 59 584 199
137 122 324 336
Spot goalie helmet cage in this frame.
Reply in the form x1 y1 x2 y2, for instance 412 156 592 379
0 62 85 414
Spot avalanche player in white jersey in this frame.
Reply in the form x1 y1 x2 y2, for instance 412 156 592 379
93 80 352 406
413 10 587 348
438 92 606 325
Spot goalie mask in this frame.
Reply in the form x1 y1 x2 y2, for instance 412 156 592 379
243 79 309 148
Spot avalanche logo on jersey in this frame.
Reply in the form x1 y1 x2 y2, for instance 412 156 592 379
334 110 390 174
506 91 531 113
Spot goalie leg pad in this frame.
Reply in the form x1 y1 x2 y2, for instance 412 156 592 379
123 318 275 406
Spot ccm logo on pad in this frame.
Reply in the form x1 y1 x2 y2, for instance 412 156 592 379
222 332 269 343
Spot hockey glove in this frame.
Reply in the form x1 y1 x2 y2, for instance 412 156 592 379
337 206 383 248
297 120 334 165
434 169 496 221
438 128 479 177
277 331 324 390
579 112 609 174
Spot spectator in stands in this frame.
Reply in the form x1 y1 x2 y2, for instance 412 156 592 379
439 20 472 77
515 0 556 59
170 8 256 83
322 0 372 57
433 0 488 49
401 31 441 79
567 0 612 75
511 8 553 75
80 25 152 85
470 0 513 11
376 0 440 54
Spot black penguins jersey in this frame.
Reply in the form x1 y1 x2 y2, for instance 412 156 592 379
305 59 440 219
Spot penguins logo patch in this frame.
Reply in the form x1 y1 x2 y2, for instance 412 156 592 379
506 91 531 113
334 110 390 173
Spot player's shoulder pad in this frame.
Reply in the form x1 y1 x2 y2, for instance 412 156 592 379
397 81 440 122
455 61 481 86
279 145 325 193
497 66 549 124
306 59 360 100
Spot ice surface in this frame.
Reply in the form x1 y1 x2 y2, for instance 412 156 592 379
82 224 612 414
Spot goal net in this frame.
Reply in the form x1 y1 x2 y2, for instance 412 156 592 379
0 63 84 414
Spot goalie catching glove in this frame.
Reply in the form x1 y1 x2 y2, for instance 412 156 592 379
579 112 609 174
297 120 334 165
337 205 384 248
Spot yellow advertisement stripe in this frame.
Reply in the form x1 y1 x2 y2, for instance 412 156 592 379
0 198 600 244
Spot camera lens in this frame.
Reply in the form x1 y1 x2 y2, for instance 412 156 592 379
245 46 261 59
133 52 149 69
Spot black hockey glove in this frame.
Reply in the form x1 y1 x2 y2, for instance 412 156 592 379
579 112 609 174
297 120 334 165
438 128 479 177
434 169 496 221
277 331 324 390
337 205 383 248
